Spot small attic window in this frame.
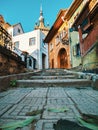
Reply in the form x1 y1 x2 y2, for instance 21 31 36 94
18 28 20 33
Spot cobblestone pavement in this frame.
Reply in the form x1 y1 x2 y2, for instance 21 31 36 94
0 87 98 130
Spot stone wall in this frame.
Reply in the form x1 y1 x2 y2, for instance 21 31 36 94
0 72 35 91
0 45 26 76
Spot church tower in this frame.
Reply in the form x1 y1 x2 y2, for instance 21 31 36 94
39 5 44 27
34 5 49 34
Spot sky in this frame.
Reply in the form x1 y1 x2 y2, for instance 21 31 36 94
0 0 73 32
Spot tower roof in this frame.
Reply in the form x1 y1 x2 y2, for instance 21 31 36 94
34 5 49 32
39 4 44 23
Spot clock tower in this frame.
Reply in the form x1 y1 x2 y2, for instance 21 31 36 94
34 5 49 35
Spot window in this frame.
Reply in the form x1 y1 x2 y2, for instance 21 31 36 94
13 29 16 36
18 28 20 33
50 43 53 51
55 35 60 45
82 33 88 39
81 17 92 39
60 28 67 39
76 44 80 56
81 18 89 29
42 39 46 47
43 42 46 48
73 43 80 56
29 37 36 46
14 41 19 48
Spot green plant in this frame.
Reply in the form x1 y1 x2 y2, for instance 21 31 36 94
10 80 17 87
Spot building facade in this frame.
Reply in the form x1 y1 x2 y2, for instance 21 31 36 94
70 0 98 71
0 15 26 75
64 0 85 68
7 6 49 70
0 15 13 50
12 29 48 69
44 10 71 69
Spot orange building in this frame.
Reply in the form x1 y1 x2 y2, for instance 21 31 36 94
44 10 71 69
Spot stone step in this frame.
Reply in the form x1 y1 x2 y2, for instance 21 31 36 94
17 79 91 87
33 72 75 76
30 75 77 79
32 69 75 76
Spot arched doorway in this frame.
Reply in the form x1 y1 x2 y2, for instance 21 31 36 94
58 48 68 68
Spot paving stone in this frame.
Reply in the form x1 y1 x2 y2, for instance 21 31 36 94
0 119 18 126
0 86 98 130
0 91 11 98
35 120 57 130
19 97 46 107
2 103 43 119
43 104 80 120
47 97 73 105
20 126 30 130
0 104 12 116
66 88 98 115
77 103 98 115
47 87 67 98
80 89 98 103
27 88 48 97
0 90 30 104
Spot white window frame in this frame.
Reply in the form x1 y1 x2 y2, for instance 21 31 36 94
29 37 36 46
14 41 19 48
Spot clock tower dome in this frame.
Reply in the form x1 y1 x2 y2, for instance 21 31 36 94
34 5 50 34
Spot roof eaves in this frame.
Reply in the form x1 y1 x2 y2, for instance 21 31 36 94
44 10 66 43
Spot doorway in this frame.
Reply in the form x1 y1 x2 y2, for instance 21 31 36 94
58 48 68 68
42 53 46 69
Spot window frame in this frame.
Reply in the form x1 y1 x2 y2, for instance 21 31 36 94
29 37 36 46
14 41 19 48
50 43 53 51
73 43 81 57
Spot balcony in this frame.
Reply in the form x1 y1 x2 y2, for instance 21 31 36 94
0 25 13 50
82 25 98 56
55 30 69 45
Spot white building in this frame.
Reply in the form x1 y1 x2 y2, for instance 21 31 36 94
7 6 49 70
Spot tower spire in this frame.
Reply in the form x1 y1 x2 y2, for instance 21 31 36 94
34 4 50 33
40 3 42 12
39 4 44 26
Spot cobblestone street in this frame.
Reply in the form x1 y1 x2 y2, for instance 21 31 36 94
0 87 98 130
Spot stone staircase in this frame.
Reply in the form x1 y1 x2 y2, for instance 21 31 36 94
17 69 92 88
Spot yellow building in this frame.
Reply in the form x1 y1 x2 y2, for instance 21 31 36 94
44 10 71 69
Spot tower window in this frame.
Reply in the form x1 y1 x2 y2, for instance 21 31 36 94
29 37 36 46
